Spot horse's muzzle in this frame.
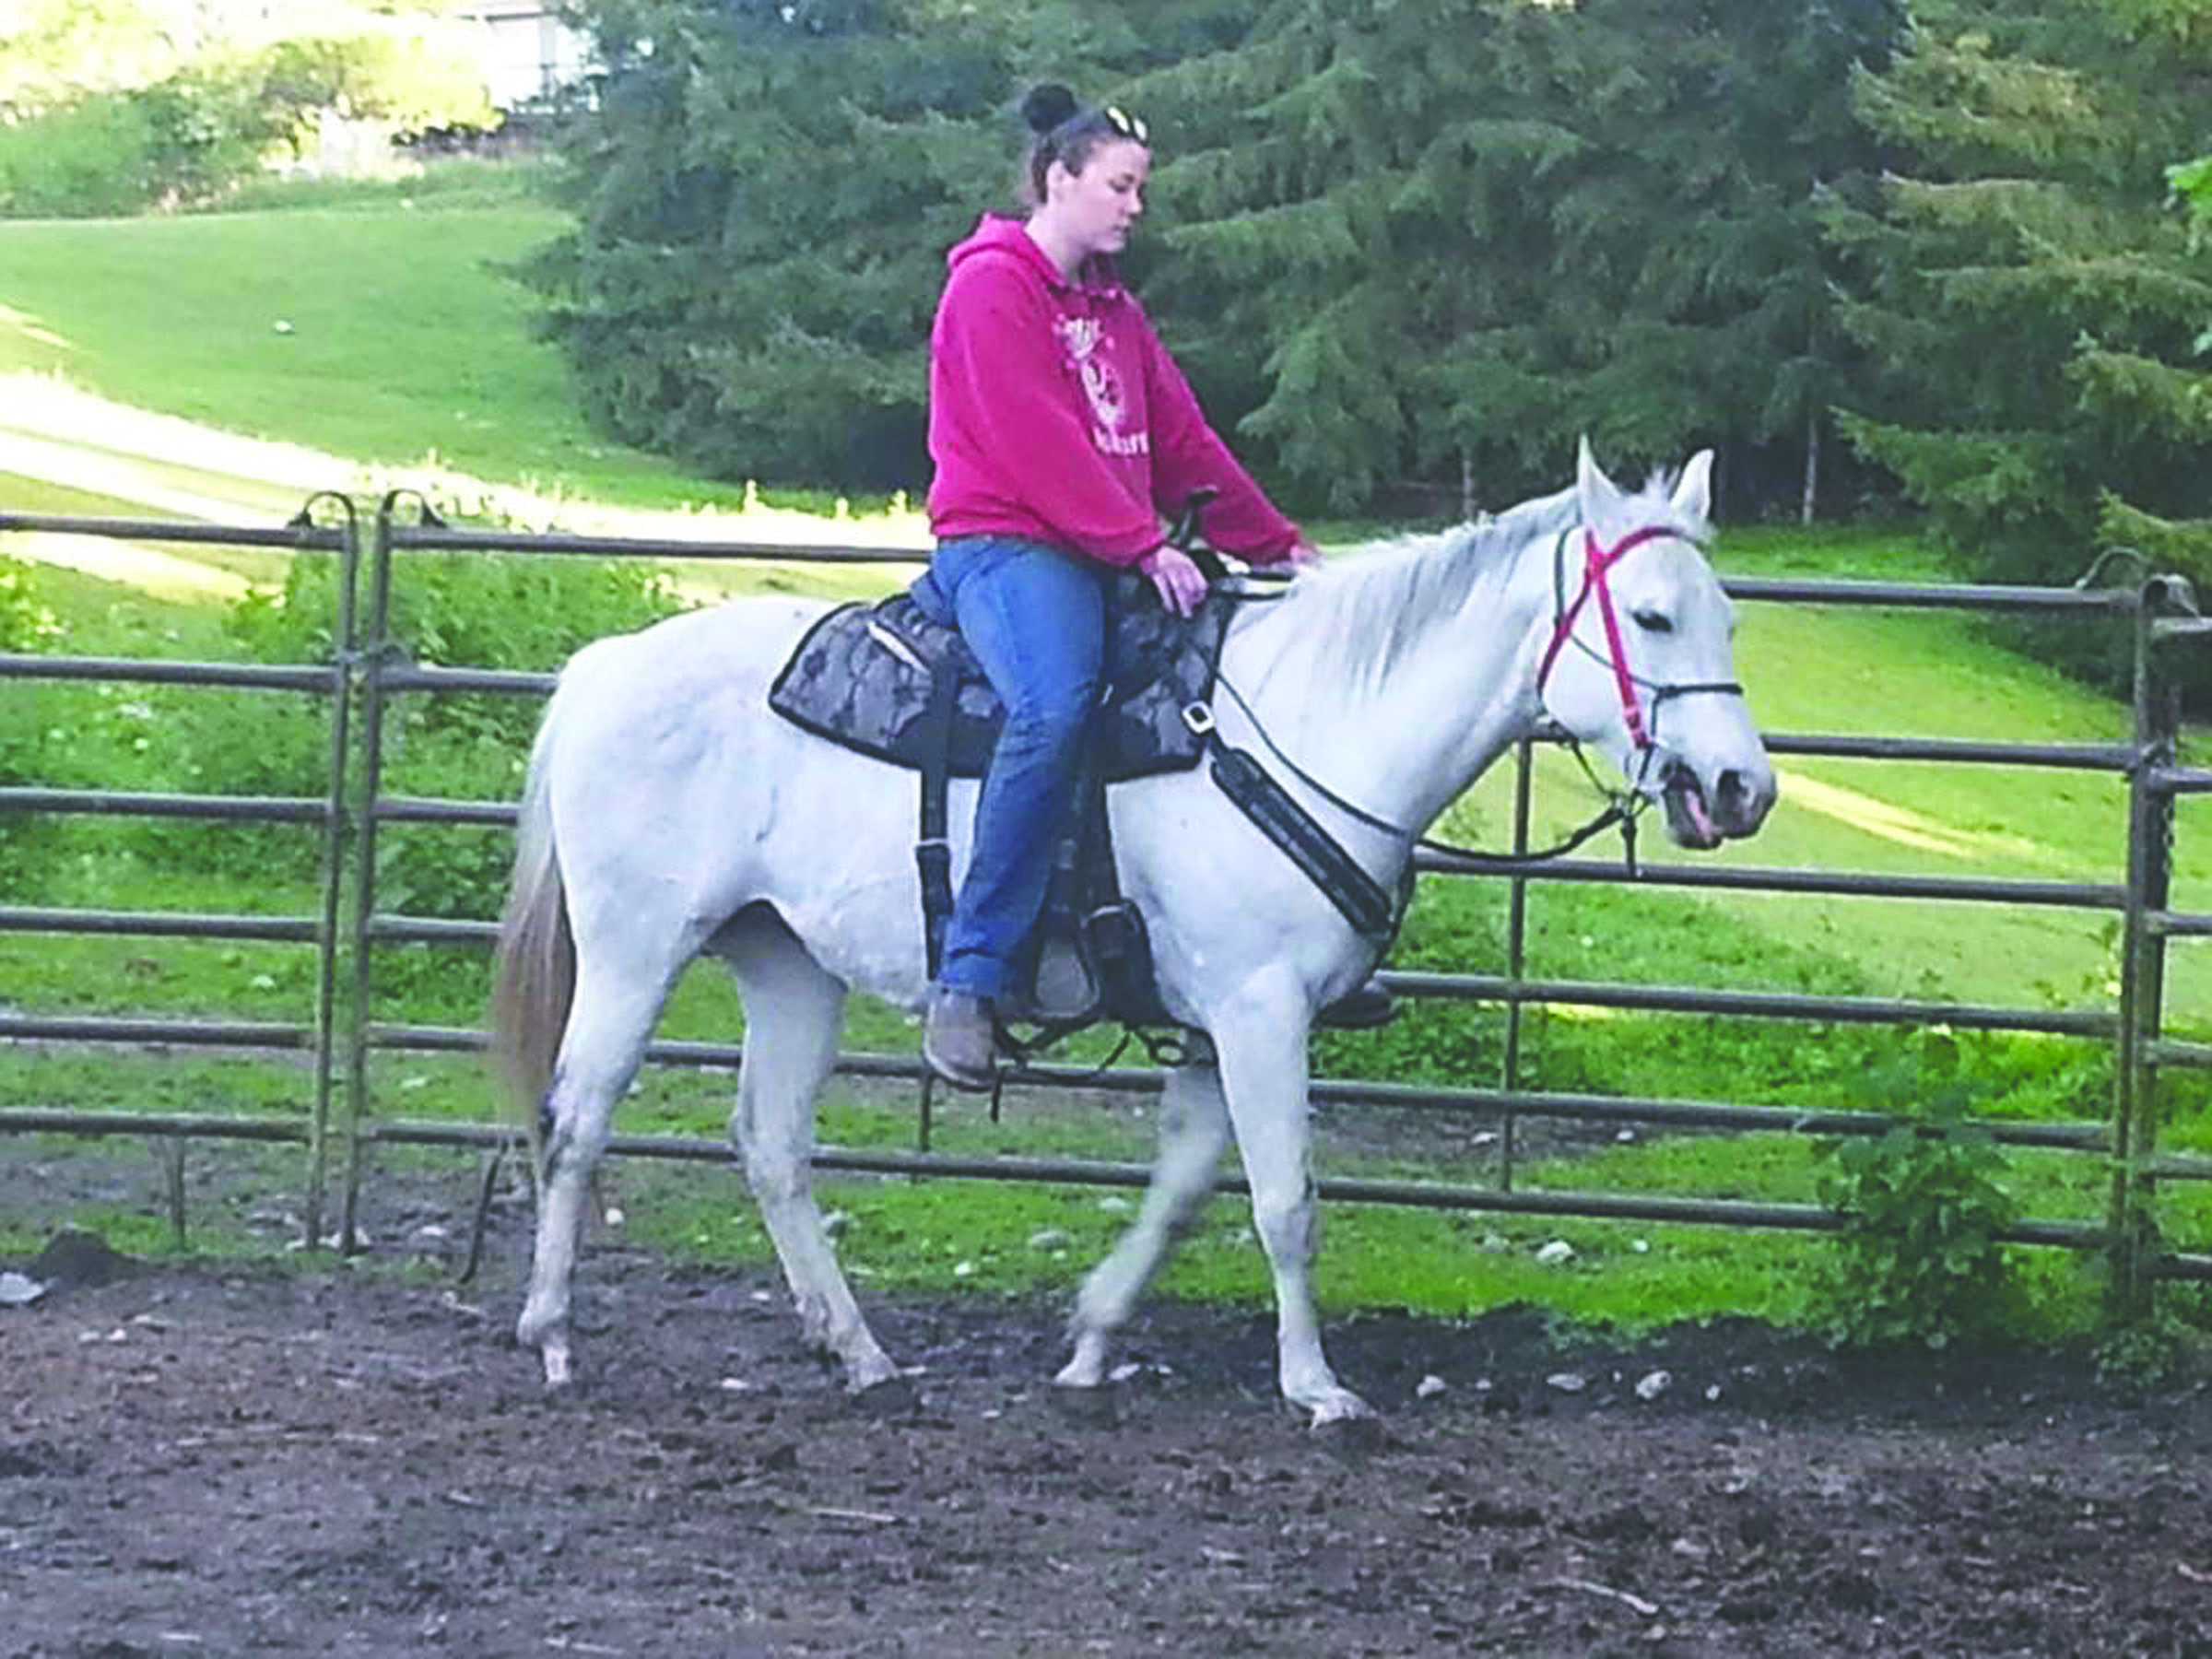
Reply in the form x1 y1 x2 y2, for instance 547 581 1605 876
1660 759 1774 848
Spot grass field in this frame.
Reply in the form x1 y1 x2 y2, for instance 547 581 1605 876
0 165 714 509
4 165 2208 1347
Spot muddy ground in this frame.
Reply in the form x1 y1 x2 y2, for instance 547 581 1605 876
5 1142 2212 1658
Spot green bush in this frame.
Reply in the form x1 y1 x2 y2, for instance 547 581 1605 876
0 556 53 657
135 68 278 205
233 542 688 1000
366 552 686 1002
124 688 335 881
0 70 280 218
6 543 688 905
231 544 682 707
1811 1032 2026 1350
0 96 171 218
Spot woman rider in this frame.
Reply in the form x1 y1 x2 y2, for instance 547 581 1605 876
917 85 1385 1088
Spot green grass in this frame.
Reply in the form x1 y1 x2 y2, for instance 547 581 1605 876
0 165 791 514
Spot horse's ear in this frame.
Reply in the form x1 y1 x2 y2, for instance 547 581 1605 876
1575 436 1616 517
1671 449 1714 523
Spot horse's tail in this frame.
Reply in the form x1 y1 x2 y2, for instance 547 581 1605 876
488 711 574 1138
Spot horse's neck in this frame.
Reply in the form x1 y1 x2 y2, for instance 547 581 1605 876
1225 520 1559 839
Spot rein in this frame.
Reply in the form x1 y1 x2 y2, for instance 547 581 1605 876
1202 519 1743 875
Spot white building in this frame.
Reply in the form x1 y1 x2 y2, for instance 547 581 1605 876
456 3 594 111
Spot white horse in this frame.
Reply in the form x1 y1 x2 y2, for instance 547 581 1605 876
489 442 1776 1424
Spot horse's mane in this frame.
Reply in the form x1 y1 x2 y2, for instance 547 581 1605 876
1245 483 1583 697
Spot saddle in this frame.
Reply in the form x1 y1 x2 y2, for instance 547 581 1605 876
769 579 1233 782
769 575 1236 1030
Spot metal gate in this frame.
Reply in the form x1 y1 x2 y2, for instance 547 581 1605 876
3 495 2206 1296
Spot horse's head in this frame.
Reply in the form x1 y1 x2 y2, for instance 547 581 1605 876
1534 440 1776 849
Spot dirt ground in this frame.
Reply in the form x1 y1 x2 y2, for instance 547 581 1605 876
6 1146 2212 1659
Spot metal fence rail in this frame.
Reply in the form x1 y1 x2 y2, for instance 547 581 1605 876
2 497 2205 1297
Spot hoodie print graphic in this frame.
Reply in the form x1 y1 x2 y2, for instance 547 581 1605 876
1056 315 1147 459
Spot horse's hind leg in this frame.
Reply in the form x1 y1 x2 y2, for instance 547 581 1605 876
1056 1063 1231 1391
517 955 675 1387
716 912 898 1394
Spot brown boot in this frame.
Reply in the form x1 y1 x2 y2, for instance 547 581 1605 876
923 987 998 1090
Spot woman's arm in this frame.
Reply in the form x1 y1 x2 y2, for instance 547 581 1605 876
1137 309 1303 563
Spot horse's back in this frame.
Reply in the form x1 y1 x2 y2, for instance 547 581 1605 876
557 594 835 714
536 593 926 980
536 592 845 884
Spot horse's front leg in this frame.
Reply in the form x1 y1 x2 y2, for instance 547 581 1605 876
1057 1062 1232 1391
1212 978 1373 1427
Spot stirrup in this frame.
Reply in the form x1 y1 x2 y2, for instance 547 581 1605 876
1316 979 1398 1031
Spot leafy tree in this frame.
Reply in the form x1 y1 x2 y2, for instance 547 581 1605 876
0 3 499 214
250 19 500 156
0 0 182 115
1826 0 2212 608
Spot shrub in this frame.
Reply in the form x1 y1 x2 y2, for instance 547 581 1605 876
0 96 170 218
1811 1031 2025 1350
365 552 686 1006
0 555 53 655
230 541 688 1005
232 545 681 689
124 688 336 881
0 68 282 218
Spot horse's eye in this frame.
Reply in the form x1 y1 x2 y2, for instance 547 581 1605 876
1631 609 1673 634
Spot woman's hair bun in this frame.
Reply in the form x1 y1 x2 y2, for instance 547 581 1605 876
1021 84 1080 135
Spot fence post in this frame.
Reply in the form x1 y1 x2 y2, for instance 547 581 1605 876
336 494 405 1252
303 494 363 1250
1497 737 1535 1192
2108 571 2183 1316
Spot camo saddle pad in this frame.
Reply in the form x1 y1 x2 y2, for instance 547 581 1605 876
767 582 1234 779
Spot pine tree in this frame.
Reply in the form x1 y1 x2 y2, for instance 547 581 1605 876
532 0 1899 513
530 0 1262 491
1827 0 2212 591
1130 0 1902 514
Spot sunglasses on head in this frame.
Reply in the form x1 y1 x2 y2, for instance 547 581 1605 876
1101 106 1148 144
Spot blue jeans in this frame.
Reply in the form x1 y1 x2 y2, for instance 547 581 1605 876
913 535 1105 1000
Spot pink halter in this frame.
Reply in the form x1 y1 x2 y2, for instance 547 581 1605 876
1534 524 1692 754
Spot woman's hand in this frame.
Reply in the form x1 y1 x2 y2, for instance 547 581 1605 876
1282 537 1324 569
1139 543 1209 617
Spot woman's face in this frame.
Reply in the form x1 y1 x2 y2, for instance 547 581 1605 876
1044 137 1149 263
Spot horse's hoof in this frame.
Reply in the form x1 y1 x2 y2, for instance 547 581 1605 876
851 1373 920 1417
1050 1381 1122 1427
540 1338 574 1390
1312 1413 1388 1455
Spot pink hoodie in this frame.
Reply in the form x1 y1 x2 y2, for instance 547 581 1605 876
924 215 1300 567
